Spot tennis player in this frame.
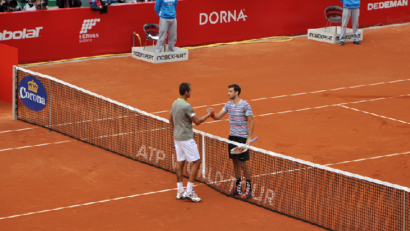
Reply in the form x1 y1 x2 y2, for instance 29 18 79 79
209 84 254 199
169 82 212 202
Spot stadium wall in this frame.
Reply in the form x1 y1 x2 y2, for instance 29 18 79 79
0 44 18 104
0 0 409 64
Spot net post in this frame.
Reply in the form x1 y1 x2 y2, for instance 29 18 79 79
404 190 406 231
202 133 206 179
12 66 17 120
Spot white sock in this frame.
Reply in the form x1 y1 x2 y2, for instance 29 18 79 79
187 182 194 194
177 182 184 193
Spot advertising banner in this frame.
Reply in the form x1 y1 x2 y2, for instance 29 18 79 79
0 0 409 64
0 44 18 104
0 3 158 64
18 76 48 111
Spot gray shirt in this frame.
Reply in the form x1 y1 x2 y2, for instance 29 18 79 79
171 98 196 141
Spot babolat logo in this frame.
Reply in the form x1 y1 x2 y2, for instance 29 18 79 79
200 9 247 25
0 27 43 41
157 53 187 61
19 76 47 111
133 51 154 60
79 19 100 43
309 33 333 40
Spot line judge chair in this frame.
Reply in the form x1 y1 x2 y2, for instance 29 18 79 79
143 24 166 52
324 6 343 33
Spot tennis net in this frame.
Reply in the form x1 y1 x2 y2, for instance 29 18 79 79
13 67 410 231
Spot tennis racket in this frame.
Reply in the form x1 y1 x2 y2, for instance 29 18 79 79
230 137 258 154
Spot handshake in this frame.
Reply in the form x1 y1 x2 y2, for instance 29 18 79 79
206 108 215 118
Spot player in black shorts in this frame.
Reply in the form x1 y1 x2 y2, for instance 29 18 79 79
228 136 250 161
208 84 254 199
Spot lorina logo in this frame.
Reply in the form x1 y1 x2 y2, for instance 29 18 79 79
79 19 101 43
0 27 43 41
200 9 247 25
19 76 47 112
368 0 408 10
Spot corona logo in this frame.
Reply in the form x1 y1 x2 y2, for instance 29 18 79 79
19 76 47 111
28 80 38 93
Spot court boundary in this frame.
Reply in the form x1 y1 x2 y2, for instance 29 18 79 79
5 65 410 180
153 79 410 115
202 94 410 124
2 133 410 173
18 22 410 68
10 66 410 193
0 187 186 221
7 26 410 229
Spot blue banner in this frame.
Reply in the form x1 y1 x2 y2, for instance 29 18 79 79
19 76 48 112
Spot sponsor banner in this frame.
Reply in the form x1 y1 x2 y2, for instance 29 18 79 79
0 5 158 64
0 27 43 40
131 46 188 64
368 0 408 10
0 44 18 104
308 27 364 44
0 0 409 64
79 18 101 43
18 76 47 111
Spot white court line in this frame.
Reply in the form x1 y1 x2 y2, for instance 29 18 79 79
151 79 410 114
201 94 410 124
7 85 409 133
45 114 141 128
208 150 410 184
0 128 37 134
0 127 168 153
1 114 141 134
0 141 72 152
0 187 190 221
291 93 307 96
1 144 410 221
325 151 410 166
81 127 169 140
349 85 367 89
339 105 410 125
6 95 410 149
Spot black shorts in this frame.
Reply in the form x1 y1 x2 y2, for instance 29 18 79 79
228 135 250 161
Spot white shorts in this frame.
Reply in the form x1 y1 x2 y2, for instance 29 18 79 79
174 139 200 162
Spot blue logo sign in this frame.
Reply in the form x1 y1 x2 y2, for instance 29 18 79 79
19 76 48 111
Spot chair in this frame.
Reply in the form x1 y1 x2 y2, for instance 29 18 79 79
143 24 166 52
324 6 343 33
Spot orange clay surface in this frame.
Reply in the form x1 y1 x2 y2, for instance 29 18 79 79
1 24 410 230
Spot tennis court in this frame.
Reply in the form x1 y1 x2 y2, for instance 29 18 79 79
1 23 410 230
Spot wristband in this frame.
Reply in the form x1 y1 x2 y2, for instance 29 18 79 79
211 112 215 118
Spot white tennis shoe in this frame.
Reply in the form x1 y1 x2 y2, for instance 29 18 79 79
183 190 201 202
176 191 185 200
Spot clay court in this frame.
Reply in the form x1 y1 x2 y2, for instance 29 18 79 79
1 24 410 230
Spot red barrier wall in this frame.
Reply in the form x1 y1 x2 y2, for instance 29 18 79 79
0 0 409 64
0 44 18 104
